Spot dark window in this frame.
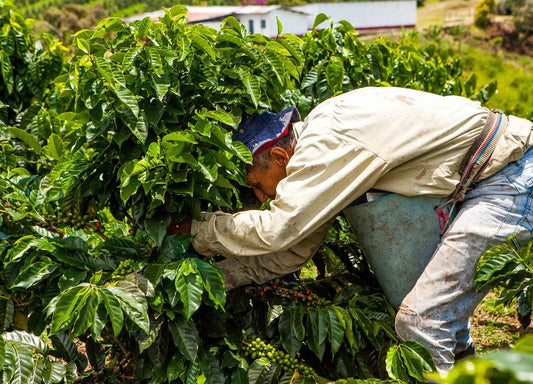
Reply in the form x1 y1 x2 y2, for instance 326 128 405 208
249 19 254 34
261 19 266 29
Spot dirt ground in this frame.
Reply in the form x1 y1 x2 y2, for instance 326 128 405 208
470 291 533 353
417 0 478 29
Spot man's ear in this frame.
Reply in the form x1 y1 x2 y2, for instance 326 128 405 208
269 147 290 167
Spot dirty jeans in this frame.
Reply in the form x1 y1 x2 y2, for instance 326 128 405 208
394 147 533 372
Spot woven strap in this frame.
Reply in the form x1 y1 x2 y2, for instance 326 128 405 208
451 109 508 203
437 109 508 235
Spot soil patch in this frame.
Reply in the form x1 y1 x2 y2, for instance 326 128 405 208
470 292 533 353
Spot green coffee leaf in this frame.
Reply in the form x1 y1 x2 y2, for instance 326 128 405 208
237 70 260 109
312 13 329 29
386 345 409 382
144 214 171 247
2 331 48 354
106 283 150 334
114 85 139 117
290 306 306 342
276 17 283 38
101 290 124 338
326 307 344 357
0 299 14 332
10 261 58 289
43 134 64 159
169 317 199 361
190 33 216 60
176 270 203 320
248 358 270 384
193 259 225 309
85 337 105 373
326 57 344 94
307 308 327 361
403 340 436 372
279 310 302 357
139 321 163 353
71 290 100 338
7 127 41 154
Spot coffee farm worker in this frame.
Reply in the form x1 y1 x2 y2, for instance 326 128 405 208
171 86 533 372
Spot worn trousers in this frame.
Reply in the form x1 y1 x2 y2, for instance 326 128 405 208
394 147 533 372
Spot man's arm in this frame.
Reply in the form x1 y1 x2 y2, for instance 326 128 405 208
191 125 388 258
214 218 334 290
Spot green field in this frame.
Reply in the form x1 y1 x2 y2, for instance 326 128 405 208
460 44 533 119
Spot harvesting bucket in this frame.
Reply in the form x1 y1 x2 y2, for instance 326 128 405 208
343 193 451 307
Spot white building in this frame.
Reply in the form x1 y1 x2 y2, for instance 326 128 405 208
293 1 417 31
124 1 417 37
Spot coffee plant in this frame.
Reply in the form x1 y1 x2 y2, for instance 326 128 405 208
475 235 533 330
0 0 498 382
427 334 533 383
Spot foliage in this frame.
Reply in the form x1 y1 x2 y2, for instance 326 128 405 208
34 4 109 43
508 0 533 35
0 1 499 382
0 0 66 126
21 0 414 21
294 23 496 117
451 38 533 119
428 334 533 383
21 0 190 20
474 0 495 28
475 235 533 329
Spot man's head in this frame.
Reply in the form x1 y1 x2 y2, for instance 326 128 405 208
234 107 300 203
246 128 296 203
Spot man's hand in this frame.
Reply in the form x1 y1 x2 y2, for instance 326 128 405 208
166 217 192 236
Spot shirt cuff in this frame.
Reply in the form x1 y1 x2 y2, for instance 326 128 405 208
191 214 216 257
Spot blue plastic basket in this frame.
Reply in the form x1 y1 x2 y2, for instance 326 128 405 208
343 194 452 307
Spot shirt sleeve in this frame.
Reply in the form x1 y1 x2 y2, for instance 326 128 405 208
213 218 334 290
191 125 389 258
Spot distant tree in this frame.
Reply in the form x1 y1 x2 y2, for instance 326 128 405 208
512 0 533 35
475 0 495 28
34 3 108 42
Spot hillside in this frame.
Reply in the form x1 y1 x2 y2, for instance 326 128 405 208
21 0 183 18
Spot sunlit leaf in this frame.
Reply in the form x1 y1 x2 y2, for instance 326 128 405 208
176 269 203 320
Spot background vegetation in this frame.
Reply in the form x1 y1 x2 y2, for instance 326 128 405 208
21 0 367 20
0 0 507 381
1 0 533 382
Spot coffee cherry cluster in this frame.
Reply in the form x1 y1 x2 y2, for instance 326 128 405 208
64 212 90 230
249 281 326 306
286 287 324 305
112 259 136 279
36 201 105 235
242 337 314 378
61 209 104 232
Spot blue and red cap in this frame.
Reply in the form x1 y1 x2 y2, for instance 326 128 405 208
234 106 301 157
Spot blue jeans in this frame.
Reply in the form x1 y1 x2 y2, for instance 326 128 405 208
395 147 533 372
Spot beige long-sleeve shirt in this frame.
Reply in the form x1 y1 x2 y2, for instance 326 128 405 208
191 87 533 289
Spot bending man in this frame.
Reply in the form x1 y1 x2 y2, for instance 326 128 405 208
171 86 533 371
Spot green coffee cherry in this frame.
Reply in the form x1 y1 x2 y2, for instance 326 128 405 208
111 259 136 279
241 336 314 378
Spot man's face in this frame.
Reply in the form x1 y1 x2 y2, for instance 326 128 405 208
246 147 291 203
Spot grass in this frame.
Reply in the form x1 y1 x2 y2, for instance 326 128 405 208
415 0 533 119
457 41 533 119
110 3 146 17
